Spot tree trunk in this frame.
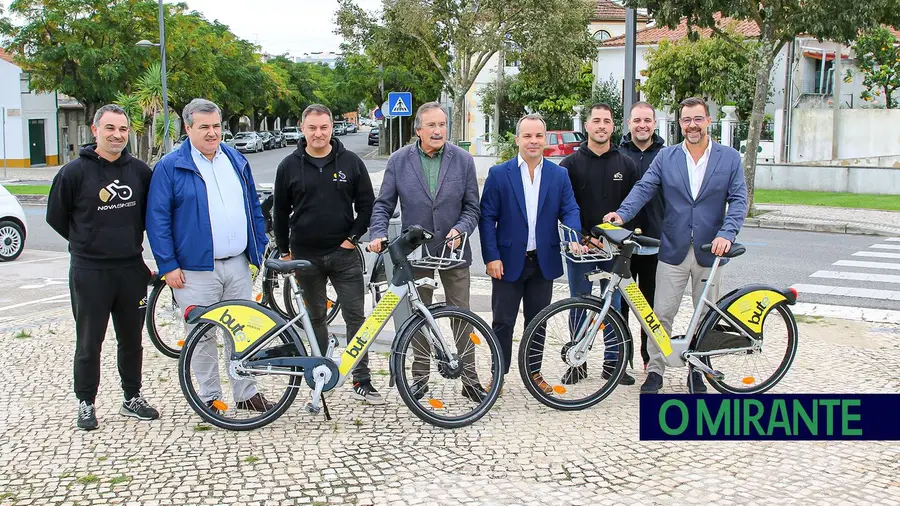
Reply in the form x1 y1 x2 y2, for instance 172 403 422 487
450 91 465 144
742 42 778 215
885 86 893 109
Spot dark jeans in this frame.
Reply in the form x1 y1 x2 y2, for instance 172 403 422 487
566 258 624 363
293 246 367 382
621 253 658 366
491 255 553 376
71 263 150 403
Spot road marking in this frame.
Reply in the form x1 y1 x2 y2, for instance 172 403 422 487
0 293 69 312
792 302 900 324
852 251 900 260
810 270 900 284
833 260 900 271
790 283 900 301
887 238 900 242
871 244 900 250
0 254 69 267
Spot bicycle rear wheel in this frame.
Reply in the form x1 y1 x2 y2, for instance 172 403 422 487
145 281 183 359
694 303 798 394
391 306 503 429
518 297 630 411
178 322 304 430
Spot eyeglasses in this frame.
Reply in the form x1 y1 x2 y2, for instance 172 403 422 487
680 116 708 126
422 122 447 130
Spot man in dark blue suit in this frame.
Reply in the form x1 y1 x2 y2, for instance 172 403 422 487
479 113 582 391
606 97 748 394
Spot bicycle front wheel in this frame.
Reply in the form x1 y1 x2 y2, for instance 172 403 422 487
518 297 630 411
392 306 503 429
145 281 183 359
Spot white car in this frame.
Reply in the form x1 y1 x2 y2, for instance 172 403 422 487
0 184 27 261
233 132 264 153
282 126 301 144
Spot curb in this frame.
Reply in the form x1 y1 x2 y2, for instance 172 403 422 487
743 217 895 236
14 195 48 205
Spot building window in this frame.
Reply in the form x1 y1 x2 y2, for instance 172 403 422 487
594 30 612 41
20 73 30 94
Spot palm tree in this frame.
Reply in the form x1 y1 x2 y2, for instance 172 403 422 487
133 62 175 161
114 92 146 156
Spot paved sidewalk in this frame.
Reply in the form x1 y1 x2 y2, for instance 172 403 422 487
0 166 63 183
746 204 900 236
0 279 898 505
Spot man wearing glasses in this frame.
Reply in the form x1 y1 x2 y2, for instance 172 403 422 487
604 97 748 394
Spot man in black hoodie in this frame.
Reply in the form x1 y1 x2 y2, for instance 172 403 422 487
619 101 666 369
273 104 377 403
560 103 639 386
46 104 159 431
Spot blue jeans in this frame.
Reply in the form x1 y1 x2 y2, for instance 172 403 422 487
566 259 624 362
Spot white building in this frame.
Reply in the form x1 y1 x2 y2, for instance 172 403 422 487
0 49 59 167
294 52 342 68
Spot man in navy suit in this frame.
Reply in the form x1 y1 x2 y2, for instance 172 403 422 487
479 113 582 391
605 97 748 394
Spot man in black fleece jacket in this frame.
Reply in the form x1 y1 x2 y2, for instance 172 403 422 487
619 101 666 369
560 103 639 386
46 104 159 431
272 104 379 403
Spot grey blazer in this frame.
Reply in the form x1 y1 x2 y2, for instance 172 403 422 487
370 141 481 267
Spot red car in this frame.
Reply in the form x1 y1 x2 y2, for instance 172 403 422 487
543 130 585 157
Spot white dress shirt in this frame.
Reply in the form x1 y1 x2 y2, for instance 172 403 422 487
682 139 712 199
517 154 543 251
191 144 248 260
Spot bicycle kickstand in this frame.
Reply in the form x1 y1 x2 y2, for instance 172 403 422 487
321 393 332 421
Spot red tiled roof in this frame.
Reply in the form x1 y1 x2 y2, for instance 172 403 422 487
602 12 760 47
592 0 648 21
0 48 16 65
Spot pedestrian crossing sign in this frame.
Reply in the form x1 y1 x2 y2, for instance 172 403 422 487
387 92 412 117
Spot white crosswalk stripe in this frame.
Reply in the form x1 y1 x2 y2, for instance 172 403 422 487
852 251 900 259
887 237 900 242
833 260 900 271
791 284 900 301
810 270 900 284
871 244 900 250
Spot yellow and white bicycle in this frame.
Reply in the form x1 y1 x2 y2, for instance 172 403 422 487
177 225 504 430
518 222 800 410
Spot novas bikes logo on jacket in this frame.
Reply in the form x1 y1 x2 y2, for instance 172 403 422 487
332 170 347 183
97 180 137 211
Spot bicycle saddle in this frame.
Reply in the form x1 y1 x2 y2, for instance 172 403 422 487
264 258 315 273
700 243 746 258
590 223 633 246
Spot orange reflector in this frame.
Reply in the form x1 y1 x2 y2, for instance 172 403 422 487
211 400 228 411
326 300 334 309
177 340 185 347
428 399 444 409
552 385 567 394
469 333 481 345
599 323 606 331
255 293 262 302
742 377 756 385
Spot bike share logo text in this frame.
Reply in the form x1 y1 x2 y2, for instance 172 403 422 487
748 297 770 326
98 180 136 211
219 308 248 343
346 331 372 358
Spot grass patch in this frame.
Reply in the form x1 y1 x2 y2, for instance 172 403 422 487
0 492 15 501
755 190 900 211
96 456 108 462
796 314 825 324
193 424 212 432
109 475 132 485
76 474 100 485
5 184 50 196
13 329 31 339
353 419 363 427
243 456 259 464
374 369 389 376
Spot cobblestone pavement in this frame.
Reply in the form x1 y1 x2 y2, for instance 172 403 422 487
1 277 899 506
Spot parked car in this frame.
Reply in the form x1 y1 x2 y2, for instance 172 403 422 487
222 130 236 148
259 131 277 150
233 132 264 153
345 122 358 134
543 130 585 157
333 122 347 136
269 130 287 148
368 127 380 146
282 126 301 144
172 134 188 150
0 184 27 261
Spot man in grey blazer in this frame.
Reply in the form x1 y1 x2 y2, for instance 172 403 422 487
369 101 486 401
605 97 748 394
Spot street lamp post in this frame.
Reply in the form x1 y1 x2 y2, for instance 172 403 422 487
136 0 170 155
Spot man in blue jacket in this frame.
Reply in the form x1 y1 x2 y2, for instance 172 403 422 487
479 113 582 392
146 98 271 412
605 97 748 394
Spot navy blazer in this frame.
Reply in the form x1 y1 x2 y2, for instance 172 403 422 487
479 157 581 282
617 140 748 267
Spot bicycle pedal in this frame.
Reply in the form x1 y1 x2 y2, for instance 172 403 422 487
304 402 321 415
707 369 725 381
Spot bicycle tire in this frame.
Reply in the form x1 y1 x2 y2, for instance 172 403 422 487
695 302 798 394
518 296 630 411
392 306 503 429
261 248 291 319
145 280 182 359
177 322 303 431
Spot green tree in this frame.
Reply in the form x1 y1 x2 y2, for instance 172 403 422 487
627 0 900 211
639 29 755 119
588 75 625 144
851 26 900 109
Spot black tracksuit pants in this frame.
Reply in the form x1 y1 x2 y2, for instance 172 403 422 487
70 263 150 403
621 253 658 366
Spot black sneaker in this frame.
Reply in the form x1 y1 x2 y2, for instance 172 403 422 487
461 384 488 403
600 361 636 385
77 401 98 431
641 372 664 394
120 394 160 420
561 363 588 385
352 381 385 405
688 371 708 393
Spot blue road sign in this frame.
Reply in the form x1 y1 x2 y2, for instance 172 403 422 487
374 107 384 120
387 92 412 117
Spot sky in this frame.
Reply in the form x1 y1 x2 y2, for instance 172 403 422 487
174 0 383 56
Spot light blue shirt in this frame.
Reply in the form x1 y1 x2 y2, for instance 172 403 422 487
191 143 248 259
